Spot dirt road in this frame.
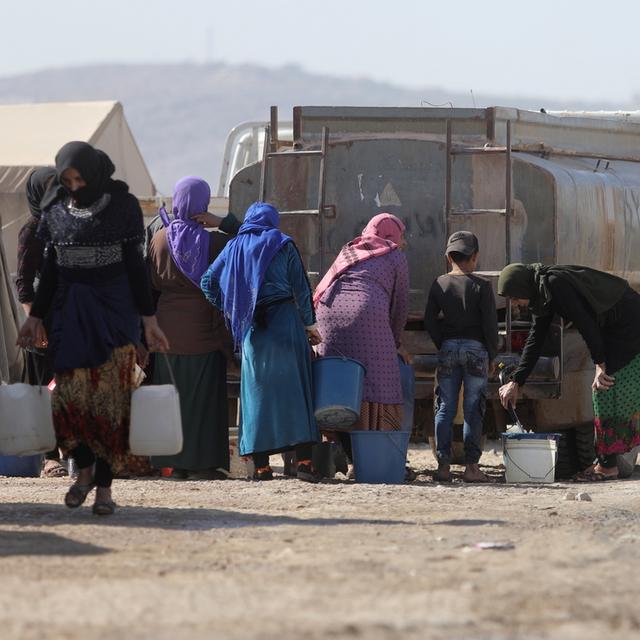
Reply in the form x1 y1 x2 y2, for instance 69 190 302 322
1 445 639 640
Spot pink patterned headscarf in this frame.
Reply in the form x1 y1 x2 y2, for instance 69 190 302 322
313 213 405 306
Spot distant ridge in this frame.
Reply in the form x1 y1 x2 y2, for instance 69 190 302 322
0 62 631 194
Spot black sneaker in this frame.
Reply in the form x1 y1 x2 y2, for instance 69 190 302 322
253 466 274 481
297 462 322 484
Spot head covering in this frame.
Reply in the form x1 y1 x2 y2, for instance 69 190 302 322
204 201 291 346
25 167 57 219
446 230 479 256
313 212 405 306
161 176 212 286
498 263 629 318
42 141 128 209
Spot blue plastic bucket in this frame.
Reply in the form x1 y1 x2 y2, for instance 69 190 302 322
312 356 366 430
0 454 42 478
350 430 410 484
398 357 415 432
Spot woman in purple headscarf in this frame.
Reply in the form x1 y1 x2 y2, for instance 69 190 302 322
148 176 240 479
201 202 322 482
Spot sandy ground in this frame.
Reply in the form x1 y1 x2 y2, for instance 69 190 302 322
1 444 639 640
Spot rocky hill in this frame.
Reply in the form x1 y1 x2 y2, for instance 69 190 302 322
0 63 629 194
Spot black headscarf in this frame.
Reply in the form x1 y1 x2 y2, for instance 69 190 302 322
25 167 57 219
498 263 629 318
41 141 129 209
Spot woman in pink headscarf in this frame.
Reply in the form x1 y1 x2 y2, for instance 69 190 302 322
315 213 409 431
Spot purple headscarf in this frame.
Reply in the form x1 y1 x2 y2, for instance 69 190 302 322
160 176 211 286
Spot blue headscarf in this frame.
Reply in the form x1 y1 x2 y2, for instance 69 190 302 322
203 202 291 347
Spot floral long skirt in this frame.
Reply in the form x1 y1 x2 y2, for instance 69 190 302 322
52 344 136 473
593 352 640 457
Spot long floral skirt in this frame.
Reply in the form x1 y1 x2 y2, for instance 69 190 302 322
593 352 640 457
52 345 136 473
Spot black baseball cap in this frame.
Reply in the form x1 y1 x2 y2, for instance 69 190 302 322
445 231 479 256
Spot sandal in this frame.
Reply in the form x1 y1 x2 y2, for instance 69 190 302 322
253 465 274 481
92 500 116 516
42 459 68 478
574 469 619 482
296 461 322 484
64 482 95 508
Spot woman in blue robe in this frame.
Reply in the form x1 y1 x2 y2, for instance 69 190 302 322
201 202 321 482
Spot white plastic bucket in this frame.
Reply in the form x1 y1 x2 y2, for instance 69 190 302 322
502 433 561 483
129 385 183 456
0 384 56 456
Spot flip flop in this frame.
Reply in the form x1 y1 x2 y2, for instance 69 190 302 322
64 482 96 508
92 500 116 516
42 459 68 478
573 470 619 482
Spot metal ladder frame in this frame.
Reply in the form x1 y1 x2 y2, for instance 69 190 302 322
444 118 514 350
259 108 330 274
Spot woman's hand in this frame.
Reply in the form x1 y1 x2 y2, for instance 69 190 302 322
142 316 170 352
305 325 322 346
592 363 615 391
191 212 224 228
16 316 47 349
398 345 411 365
499 380 519 410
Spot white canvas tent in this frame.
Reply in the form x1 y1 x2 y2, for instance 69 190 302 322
0 100 155 196
0 226 23 383
0 101 155 378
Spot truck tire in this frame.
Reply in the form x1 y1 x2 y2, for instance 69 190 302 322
555 429 579 479
574 424 596 471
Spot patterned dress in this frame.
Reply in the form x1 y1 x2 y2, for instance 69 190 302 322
31 192 154 473
315 250 409 430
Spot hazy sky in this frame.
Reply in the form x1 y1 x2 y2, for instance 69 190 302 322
2 0 637 104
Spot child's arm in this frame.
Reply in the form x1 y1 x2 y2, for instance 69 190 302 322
424 281 443 349
481 281 499 362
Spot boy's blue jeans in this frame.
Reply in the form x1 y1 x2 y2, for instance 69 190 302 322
434 339 488 465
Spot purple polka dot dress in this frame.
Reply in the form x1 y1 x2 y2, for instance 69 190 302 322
316 251 409 404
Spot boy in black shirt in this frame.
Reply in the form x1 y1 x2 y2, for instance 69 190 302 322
425 231 498 482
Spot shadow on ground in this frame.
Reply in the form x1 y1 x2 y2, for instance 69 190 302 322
0 529 110 557
0 504 415 531
433 518 508 526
